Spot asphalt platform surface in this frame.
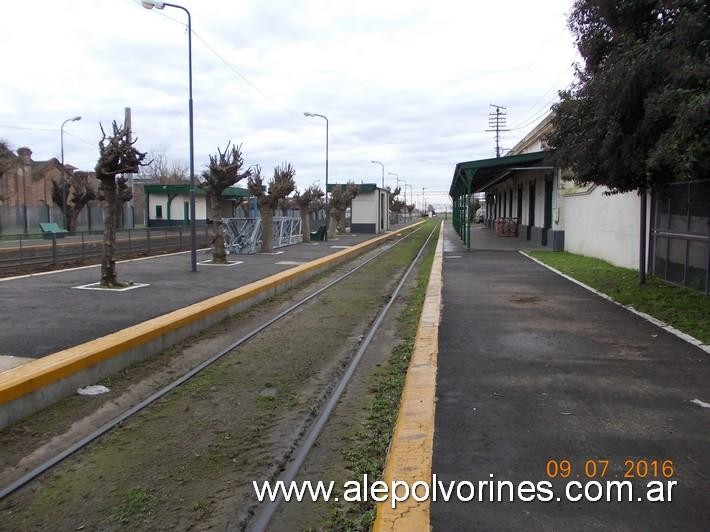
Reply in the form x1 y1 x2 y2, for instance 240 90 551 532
432 222 709 530
0 231 387 359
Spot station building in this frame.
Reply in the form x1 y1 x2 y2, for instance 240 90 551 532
450 113 709 294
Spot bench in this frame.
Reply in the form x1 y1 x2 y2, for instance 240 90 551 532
39 222 68 239
309 225 326 241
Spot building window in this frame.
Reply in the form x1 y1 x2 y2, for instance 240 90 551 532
155 205 163 219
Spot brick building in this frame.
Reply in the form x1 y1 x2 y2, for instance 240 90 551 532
0 144 73 208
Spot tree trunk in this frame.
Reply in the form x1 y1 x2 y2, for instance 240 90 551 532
66 208 78 233
100 178 119 287
300 205 310 242
328 211 338 239
210 195 227 263
261 204 274 252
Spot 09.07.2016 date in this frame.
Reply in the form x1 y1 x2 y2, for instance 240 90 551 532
545 459 675 479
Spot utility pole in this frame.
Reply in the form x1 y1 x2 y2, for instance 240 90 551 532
485 104 510 158
125 107 134 228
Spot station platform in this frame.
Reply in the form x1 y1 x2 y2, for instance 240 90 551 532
0 232 381 364
376 221 708 530
431 222 709 529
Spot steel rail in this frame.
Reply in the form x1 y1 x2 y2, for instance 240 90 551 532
249 223 439 531
0 224 425 501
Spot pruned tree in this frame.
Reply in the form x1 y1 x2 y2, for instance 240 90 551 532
248 162 296 252
328 182 358 236
51 171 96 232
547 0 710 282
388 186 402 211
294 185 324 242
406 203 415 218
95 121 147 287
200 142 251 264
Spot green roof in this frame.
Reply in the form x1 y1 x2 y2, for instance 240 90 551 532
144 184 249 198
450 151 550 197
326 183 380 193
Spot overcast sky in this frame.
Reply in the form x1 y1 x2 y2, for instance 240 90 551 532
0 0 578 209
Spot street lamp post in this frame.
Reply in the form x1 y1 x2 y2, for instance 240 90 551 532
371 160 384 188
303 112 329 241
60 115 81 230
142 0 197 272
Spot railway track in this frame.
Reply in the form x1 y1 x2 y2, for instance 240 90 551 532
0 221 439 529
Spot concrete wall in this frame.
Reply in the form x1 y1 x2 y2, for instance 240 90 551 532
148 194 208 223
560 184 650 270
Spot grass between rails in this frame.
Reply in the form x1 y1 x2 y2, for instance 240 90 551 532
327 221 439 530
528 251 710 345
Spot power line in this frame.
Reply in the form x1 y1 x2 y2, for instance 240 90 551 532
0 124 95 146
133 0 362 167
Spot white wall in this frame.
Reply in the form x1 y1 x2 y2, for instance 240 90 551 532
560 185 650 270
148 193 207 221
352 191 377 224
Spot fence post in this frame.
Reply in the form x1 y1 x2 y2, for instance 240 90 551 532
51 233 57 266
128 229 132 256
179 226 183 248
146 227 151 254
81 231 86 261
19 235 24 266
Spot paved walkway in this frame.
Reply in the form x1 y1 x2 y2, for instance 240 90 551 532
432 222 709 530
0 231 392 361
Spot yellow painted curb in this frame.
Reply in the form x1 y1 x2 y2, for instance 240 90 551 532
0 223 424 405
373 221 443 531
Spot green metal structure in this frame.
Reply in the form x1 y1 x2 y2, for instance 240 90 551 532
449 151 548 250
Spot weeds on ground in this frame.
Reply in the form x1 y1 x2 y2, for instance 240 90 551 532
114 487 156 524
528 251 710 344
328 223 439 530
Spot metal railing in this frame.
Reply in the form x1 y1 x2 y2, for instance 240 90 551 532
0 225 210 275
222 217 303 255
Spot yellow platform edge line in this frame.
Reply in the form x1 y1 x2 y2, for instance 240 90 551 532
373 221 443 531
0 223 424 405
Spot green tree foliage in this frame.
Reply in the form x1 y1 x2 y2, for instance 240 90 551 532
547 0 710 193
201 142 251 263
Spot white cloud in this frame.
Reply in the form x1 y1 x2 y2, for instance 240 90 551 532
0 0 578 203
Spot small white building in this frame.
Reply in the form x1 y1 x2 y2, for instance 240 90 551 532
329 183 390 234
144 184 249 227
350 184 390 234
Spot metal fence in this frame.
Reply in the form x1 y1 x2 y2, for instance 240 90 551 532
0 204 145 236
222 216 302 255
652 180 710 294
0 225 210 275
